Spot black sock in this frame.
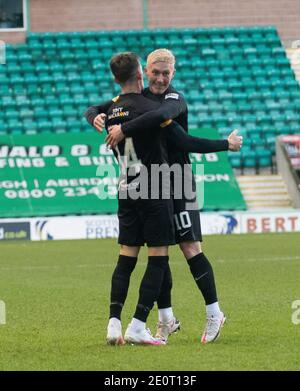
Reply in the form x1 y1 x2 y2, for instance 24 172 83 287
187 253 218 305
157 263 172 309
109 255 137 320
134 256 169 322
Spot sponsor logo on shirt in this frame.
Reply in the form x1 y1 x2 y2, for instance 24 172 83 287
108 107 129 120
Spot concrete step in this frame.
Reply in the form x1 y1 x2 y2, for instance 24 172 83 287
239 182 287 189
247 204 292 210
247 201 292 208
237 175 283 182
242 188 289 195
245 194 290 201
236 174 293 209
285 48 300 83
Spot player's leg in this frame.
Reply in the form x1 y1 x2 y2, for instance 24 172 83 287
109 245 139 321
179 240 220 308
124 245 169 345
107 200 143 345
174 200 225 343
107 245 140 345
147 194 181 341
155 264 181 341
153 199 180 341
124 199 175 345
179 240 226 344
174 199 218 306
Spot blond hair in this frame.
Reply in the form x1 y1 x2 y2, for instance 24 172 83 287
146 48 175 67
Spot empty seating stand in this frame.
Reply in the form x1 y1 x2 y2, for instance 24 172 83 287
1 26 300 171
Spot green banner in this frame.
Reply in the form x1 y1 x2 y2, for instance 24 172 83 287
190 128 246 211
0 130 246 218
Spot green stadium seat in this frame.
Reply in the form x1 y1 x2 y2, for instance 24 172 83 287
60 50 75 61
242 149 256 168
21 61 35 73
20 109 34 119
49 108 63 119
56 38 70 49
0 75 9 87
10 74 24 85
36 119 52 133
38 73 53 83
6 63 21 75
67 119 82 133
70 37 85 49
228 151 242 168
44 96 60 108
289 123 300 134
73 49 87 60
23 119 38 134
52 72 65 82
5 109 19 120
62 63 77 73
52 118 67 133
8 119 23 134
55 82 69 94
42 40 57 50
48 61 64 72
58 95 72 106
63 106 77 118
256 149 272 169
34 107 48 120
0 121 8 135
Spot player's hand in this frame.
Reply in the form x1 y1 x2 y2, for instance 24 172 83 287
93 113 106 133
228 129 243 151
106 124 125 148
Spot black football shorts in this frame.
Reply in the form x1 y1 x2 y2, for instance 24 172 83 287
118 196 175 247
173 196 202 243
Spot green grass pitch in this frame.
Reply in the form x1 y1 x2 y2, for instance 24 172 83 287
0 233 299 371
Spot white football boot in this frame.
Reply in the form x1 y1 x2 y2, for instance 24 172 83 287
124 324 166 345
155 316 181 341
106 318 125 345
201 312 226 344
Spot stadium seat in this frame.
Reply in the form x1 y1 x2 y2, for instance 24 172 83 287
256 148 273 171
242 149 256 168
228 151 242 168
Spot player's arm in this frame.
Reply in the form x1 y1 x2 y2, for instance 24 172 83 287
165 122 242 153
121 93 186 137
84 100 114 133
84 100 112 126
105 95 186 147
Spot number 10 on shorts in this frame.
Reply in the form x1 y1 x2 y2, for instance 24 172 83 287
174 211 192 231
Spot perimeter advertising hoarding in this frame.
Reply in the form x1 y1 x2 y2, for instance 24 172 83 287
0 129 245 217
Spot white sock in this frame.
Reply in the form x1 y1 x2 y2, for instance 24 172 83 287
130 318 146 332
158 307 174 323
108 317 121 327
206 302 222 318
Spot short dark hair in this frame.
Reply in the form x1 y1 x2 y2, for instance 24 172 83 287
109 52 140 84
